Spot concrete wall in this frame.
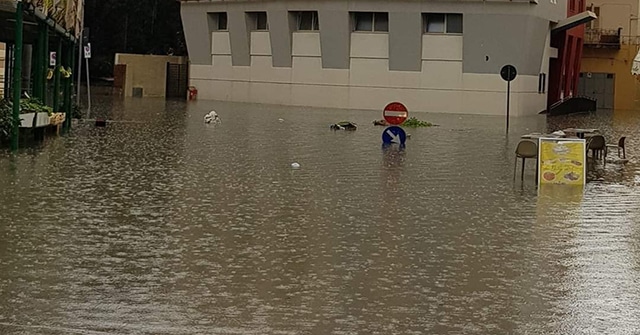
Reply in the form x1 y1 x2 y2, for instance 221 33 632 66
581 44 640 110
181 0 563 115
197 30 546 115
114 54 187 98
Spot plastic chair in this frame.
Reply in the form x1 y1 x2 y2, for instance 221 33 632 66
606 136 626 159
588 135 606 159
514 140 538 181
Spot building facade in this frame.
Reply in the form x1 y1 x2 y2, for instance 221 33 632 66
181 0 580 116
579 0 640 110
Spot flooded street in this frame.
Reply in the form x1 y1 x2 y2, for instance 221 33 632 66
1 97 640 334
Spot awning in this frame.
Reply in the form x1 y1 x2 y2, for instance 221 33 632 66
632 48 640 75
552 11 597 33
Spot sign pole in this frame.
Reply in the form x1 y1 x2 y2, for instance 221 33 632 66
84 43 91 118
506 80 510 133
76 39 82 106
500 65 517 134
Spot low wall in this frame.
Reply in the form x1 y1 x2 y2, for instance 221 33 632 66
114 53 187 98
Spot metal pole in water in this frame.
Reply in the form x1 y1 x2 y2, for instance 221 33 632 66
506 80 510 133
85 55 91 118
11 1 24 151
76 39 82 106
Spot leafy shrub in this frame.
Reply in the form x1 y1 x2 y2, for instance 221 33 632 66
20 98 53 116
402 117 433 127
0 100 18 142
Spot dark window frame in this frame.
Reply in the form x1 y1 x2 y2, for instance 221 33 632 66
352 12 389 32
294 11 320 31
423 13 463 34
247 11 269 31
210 12 228 31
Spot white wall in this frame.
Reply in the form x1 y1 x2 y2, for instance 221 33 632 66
190 31 546 116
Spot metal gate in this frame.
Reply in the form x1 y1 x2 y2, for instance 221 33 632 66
165 63 188 100
578 72 615 109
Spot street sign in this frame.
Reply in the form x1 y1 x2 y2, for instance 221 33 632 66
500 64 517 82
382 126 407 145
383 102 408 125
500 64 517 133
84 43 92 59
49 52 56 66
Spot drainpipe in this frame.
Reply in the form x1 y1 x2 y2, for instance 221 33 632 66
11 1 24 152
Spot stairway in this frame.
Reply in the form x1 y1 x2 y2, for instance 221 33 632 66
541 96 597 116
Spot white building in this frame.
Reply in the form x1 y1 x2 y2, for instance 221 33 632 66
180 0 580 116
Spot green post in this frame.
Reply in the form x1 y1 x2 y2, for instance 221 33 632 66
33 22 46 100
11 1 24 151
52 39 62 112
63 42 72 132
43 25 49 105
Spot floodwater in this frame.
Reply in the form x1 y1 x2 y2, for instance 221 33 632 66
1 97 640 334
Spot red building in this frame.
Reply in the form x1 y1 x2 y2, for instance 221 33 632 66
549 0 587 106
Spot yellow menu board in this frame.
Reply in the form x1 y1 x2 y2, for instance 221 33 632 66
538 138 586 185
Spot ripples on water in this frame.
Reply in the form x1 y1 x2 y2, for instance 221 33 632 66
1 98 639 334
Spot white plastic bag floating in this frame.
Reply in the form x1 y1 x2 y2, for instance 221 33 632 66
204 110 221 124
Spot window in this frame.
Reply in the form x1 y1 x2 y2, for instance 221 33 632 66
538 73 546 93
210 12 227 31
352 12 388 32
295 11 319 31
247 12 268 31
423 13 463 34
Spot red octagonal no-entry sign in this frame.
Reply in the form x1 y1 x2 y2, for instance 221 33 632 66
383 102 409 125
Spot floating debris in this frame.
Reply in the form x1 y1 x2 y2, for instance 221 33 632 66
204 110 221 124
330 121 357 131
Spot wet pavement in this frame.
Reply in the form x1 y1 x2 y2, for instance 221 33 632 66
1 97 640 334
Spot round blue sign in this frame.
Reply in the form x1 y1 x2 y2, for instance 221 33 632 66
382 126 407 145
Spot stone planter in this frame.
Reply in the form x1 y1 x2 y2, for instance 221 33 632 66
19 112 51 128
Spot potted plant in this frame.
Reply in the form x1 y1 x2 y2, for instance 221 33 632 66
19 98 53 128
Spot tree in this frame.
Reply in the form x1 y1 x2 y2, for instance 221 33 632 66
83 0 187 78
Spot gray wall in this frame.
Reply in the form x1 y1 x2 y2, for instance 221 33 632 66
389 11 422 71
267 10 294 67
319 10 351 69
181 0 562 73
181 4 212 65
228 10 251 66
463 14 548 75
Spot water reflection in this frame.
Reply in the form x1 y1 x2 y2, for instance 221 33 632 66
0 99 639 334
